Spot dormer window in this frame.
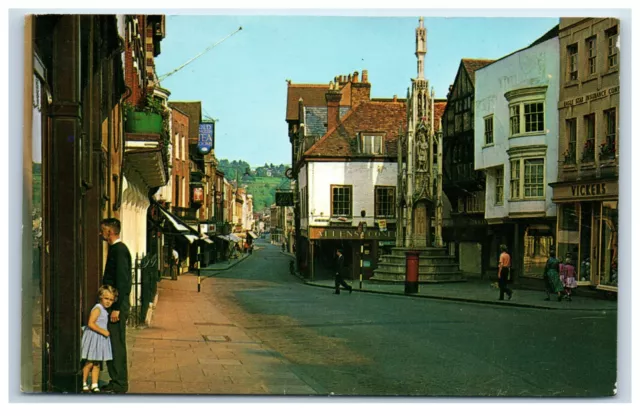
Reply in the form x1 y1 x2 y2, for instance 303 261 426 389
359 133 383 154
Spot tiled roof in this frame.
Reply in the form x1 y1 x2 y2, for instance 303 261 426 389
304 101 406 158
434 99 447 131
461 59 496 86
286 84 329 121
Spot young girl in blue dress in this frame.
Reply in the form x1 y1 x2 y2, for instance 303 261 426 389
81 285 117 392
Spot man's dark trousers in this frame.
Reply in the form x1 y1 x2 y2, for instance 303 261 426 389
107 306 129 392
498 268 512 300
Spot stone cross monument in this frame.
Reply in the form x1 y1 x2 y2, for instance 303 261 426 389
396 17 444 249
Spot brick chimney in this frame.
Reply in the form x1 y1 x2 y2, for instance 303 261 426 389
351 69 371 107
326 83 343 132
352 71 359 83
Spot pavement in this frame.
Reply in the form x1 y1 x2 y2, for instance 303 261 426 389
124 248 319 395
121 243 616 395
280 251 617 312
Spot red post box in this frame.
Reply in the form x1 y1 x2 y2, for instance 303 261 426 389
405 250 420 294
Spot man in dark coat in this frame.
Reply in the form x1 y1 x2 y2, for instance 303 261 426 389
99 218 132 393
334 248 352 295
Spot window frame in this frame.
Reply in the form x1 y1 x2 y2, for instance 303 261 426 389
523 158 545 199
566 118 577 165
509 157 546 201
495 166 504 206
567 43 578 81
586 36 597 75
330 184 353 218
359 133 384 155
510 160 520 200
484 114 494 146
374 186 396 219
606 26 618 69
509 100 545 136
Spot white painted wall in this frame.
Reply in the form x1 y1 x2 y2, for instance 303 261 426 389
474 36 559 220
302 160 398 229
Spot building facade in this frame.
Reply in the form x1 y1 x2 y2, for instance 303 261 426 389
551 18 619 292
474 26 560 280
442 59 494 277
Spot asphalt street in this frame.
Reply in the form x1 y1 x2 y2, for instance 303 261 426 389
200 239 617 397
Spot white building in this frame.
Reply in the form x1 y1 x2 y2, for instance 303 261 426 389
474 25 560 279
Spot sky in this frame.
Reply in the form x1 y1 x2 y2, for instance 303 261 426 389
154 15 559 167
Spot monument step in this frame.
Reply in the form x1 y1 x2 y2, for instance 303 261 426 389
371 270 462 282
374 263 460 273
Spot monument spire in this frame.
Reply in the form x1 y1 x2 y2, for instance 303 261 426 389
415 16 426 80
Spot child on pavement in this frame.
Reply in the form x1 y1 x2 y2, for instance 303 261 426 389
560 256 577 301
81 285 117 392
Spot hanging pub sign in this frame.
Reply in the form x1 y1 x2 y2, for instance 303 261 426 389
198 123 214 154
275 191 294 207
193 187 204 203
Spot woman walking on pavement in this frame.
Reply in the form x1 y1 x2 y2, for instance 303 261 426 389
81 285 116 392
560 255 577 301
498 244 513 301
543 248 565 301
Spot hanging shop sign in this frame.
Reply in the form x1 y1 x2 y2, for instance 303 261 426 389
275 191 294 206
198 123 214 154
193 187 204 203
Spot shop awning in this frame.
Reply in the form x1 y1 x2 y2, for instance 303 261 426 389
215 234 241 242
183 234 198 244
158 205 199 243
201 235 214 244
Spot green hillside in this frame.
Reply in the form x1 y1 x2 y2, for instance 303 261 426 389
244 176 291 210
217 159 291 210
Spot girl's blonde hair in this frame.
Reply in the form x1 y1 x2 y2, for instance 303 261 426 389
98 284 118 301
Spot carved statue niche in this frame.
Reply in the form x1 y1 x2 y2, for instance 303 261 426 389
416 130 428 171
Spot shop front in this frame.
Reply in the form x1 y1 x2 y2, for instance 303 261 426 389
305 226 397 281
551 179 618 291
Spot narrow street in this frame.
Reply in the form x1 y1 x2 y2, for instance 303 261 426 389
135 238 617 397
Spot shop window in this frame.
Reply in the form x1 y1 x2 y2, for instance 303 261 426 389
599 201 618 287
557 203 580 267
331 185 352 217
524 227 553 276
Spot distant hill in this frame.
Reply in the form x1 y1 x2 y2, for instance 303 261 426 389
217 159 291 209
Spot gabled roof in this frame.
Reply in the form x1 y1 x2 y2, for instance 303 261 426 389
285 84 329 121
461 59 496 86
433 99 447 131
304 101 406 158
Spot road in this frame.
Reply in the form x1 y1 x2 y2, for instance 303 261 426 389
201 239 617 397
